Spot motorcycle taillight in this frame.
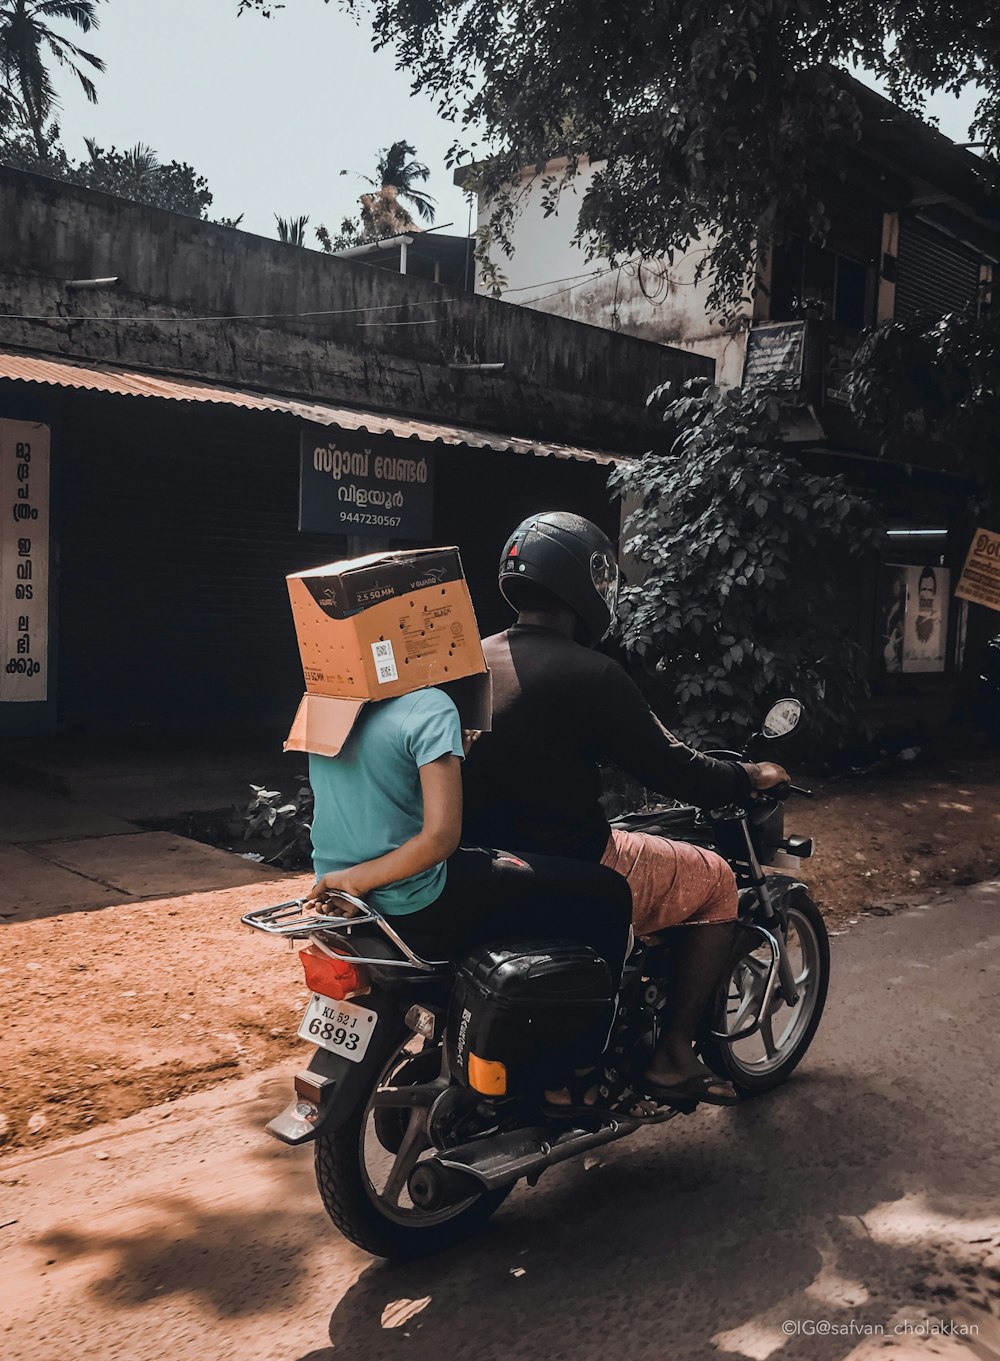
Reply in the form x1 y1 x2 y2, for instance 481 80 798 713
299 942 369 1000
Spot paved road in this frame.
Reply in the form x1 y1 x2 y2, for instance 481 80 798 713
4 883 1000 1361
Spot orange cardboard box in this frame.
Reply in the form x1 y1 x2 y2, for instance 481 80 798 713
284 547 490 757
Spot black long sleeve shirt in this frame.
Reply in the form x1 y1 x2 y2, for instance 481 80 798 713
462 624 752 861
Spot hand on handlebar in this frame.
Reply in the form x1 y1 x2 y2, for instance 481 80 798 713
745 761 791 791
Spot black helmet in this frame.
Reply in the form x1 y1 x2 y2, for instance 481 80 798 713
498 511 620 645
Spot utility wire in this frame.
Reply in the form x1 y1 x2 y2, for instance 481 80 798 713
0 297 460 324
0 251 700 327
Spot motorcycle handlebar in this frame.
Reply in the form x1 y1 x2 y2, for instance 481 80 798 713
763 780 814 802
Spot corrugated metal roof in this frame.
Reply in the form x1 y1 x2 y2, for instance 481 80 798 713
0 349 624 466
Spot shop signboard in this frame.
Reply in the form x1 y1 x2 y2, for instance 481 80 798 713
299 430 435 540
878 563 949 674
0 419 49 702
955 527 1000 615
742 322 806 392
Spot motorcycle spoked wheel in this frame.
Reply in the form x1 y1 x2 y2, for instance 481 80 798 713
314 1031 511 1260
699 892 830 1097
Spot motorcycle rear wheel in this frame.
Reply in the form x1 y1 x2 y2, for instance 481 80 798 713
700 892 829 1096
314 1034 510 1259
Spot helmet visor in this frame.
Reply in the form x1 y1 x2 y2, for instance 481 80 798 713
590 549 620 632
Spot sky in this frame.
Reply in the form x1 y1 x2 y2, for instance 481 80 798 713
55 0 476 243
51 0 986 249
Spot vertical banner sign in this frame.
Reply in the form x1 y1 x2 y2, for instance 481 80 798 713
299 430 435 539
0 420 50 702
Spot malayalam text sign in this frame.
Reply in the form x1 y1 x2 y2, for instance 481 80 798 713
742 322 806 393
0 419 50 702
299 431 435 539
956 527 1000 615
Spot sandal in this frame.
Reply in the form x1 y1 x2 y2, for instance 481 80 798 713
541 1068 603 1120
642 1069 740 1107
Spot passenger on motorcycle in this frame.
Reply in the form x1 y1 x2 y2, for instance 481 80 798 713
304 683 633 1106
462 512 790 1106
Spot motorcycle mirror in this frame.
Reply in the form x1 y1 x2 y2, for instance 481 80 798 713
761 698 803 739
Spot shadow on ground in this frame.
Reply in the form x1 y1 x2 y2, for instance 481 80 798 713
299 1072 998 1361
30 1069 998 1358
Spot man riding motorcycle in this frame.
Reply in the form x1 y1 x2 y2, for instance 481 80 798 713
463 511 790 1106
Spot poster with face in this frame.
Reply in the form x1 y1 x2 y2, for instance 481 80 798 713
878 564 950 674
902 565 949 673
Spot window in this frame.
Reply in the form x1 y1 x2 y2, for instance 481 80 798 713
770 238 872 329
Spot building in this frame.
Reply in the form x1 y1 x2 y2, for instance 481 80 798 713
0 166 708 738
464 74 1000 719
334 230 476 292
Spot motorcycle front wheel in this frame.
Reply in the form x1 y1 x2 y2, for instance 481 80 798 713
314 1033 510 1259
700 892 830 1096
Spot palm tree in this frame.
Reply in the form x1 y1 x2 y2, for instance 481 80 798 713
374 140 436 225
275 213 309 246
341 139 438 241
0 0 104 159
83 136 159 195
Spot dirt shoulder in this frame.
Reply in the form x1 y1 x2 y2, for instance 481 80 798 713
797 750 1000 924
0 876 315 1158
2 751 999 1157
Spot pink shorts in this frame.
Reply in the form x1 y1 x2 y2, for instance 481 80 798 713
600 828 738 935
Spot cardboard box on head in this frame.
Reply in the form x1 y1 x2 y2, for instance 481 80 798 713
284 547 491 758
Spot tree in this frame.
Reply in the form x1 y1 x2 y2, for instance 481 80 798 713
370 139 435 225
275 212 309 245
847 311 1000 710
0 0 104 159
847 312 1000 477
239 0 1000 315
609 379 883 749
0 124 215 218
72 138 214 216
317 138 437 252
0 114 70 173
315 217 364 252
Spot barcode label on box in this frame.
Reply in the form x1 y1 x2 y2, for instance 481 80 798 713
371 639 399 684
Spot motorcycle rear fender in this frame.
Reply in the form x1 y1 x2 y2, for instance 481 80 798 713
266 990 409 1146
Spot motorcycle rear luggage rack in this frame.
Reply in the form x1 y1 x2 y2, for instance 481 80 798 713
241 895 449 971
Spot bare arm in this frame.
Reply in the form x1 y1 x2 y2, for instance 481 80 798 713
307 754 462 913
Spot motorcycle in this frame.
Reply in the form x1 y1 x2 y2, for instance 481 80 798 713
242 698 828 1259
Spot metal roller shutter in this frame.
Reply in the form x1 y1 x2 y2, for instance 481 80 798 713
55 390 620 725
57 394 346 723
895 218 981 319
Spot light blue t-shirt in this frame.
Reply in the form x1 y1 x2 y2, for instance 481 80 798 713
309 688 464 915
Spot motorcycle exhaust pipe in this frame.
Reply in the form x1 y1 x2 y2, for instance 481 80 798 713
413 1112 679 1206
408 1160 484 1210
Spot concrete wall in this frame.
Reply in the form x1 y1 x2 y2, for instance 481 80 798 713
0 167 711 454
475 158 752 387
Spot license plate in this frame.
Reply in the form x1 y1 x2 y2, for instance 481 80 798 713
298 994 378 1063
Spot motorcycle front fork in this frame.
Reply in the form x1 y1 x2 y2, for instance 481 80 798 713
737 820 800 1008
